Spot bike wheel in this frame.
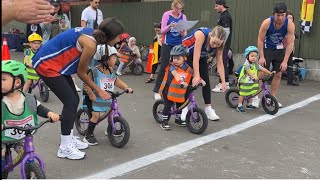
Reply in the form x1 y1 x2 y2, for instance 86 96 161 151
39 81 49 102
261 94 279 115
152 99 165 123
74 108 91 136
186 107 208 134
225 88 239 108
293 75 299 84
25 162 46 179
107 116 130 148
131 64 144 75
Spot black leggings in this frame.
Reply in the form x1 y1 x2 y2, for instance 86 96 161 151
151 63 159 74
37 74 79 135
153 44 173 93
187 56 211 104
286 52 294 84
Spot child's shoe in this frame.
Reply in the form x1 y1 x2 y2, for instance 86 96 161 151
116 71 122 76
83 134 98 146
160 121 170 130
237 106 246 113
175 119 186 127
246 104 257 110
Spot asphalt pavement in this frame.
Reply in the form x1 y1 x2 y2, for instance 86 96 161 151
6 51 320 179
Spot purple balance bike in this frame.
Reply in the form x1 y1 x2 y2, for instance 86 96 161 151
225 73 279 115
152 83 208 134
2 119 55 179
25 65 50 102
75 90 131 148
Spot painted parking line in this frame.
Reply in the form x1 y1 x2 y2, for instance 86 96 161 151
83 94 320 179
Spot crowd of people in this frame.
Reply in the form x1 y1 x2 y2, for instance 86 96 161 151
2 0 298 165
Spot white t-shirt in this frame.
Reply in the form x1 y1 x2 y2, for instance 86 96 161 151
3 93 40 115
81 6 103 29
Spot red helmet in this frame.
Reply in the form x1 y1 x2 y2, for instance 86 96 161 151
120 33 130 42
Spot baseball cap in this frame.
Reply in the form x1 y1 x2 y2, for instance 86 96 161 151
50 0 61 6
273 2 287 13
215 0 229 8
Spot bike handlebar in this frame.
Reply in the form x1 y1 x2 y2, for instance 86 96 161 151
106 89 133 98
2 116 60 132
259 72 276 82
180 80 206 91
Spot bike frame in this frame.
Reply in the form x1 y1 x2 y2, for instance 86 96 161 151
169 87 198 122
28 78 44 92
4 133 45 179
242 79 271 103
80 92 124 134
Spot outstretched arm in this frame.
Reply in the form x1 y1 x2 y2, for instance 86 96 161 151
2 0 54 25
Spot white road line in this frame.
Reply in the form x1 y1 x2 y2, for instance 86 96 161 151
82 94 320 179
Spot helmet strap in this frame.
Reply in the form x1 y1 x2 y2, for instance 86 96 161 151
2 78 19 97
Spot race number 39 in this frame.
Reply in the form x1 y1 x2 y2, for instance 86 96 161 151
4 116 35 140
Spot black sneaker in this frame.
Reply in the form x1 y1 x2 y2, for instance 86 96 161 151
246 105 257 110
83 134 98 146
160 121 170 130
175 119 186 127
236 106 246 113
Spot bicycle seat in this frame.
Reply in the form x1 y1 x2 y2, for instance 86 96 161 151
292 57 304 63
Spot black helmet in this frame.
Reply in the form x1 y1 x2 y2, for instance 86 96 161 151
170 45 189 56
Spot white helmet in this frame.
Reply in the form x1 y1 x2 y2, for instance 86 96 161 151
94 45 118 60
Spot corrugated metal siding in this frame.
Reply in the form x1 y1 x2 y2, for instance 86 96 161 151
70 0 319 59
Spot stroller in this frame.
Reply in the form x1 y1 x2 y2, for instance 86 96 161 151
282 57 305 85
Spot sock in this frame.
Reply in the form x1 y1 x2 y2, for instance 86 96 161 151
87 121 97 135
117 61 124 73
60 134 72 149
162 115 169 123
238 103 243 107
175 113 181 121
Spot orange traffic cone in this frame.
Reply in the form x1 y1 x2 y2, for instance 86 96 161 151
2 38 11 61
144 44 154 74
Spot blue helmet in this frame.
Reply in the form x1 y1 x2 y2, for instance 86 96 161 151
244 46 259 58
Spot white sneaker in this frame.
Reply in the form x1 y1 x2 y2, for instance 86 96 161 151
116 71 122 76
72 136 89 150
205 106 220 121
252 96 260 109
212 82 230 93
274 97 283 108
154 93 161 100
181 107 188 121
57 143 85 160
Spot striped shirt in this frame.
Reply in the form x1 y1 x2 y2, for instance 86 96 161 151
182 27 215 58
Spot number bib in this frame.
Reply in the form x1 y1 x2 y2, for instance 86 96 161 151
100 77 114 92
4 115 35 140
